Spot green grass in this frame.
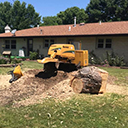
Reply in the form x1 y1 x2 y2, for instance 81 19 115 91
100 67 128 86
0 67 14 75
1 61 128 86
0 94 127 128
21 60 43 70
0 61 43 75
0 62 128 127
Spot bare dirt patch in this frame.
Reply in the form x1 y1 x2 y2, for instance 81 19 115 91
0 69 127 107
0 75 11 89
0 69 74 107
107 75 128 95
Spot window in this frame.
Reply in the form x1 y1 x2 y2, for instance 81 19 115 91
97 39 112 49
5 40 16 49
11 40 16 49
5 40 10 49
44 40 49 48
97 39 104 48
68 39 74 44
44 39 54 48
50 39 54 46
105 39 112 48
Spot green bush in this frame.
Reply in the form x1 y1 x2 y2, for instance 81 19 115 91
29 51 38 60
0 56 10 64
11 58 22 64
106 51 125 66
0 54 22 64
89 50 103 65
89 51 126 67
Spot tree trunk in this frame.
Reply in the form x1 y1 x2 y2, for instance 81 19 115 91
70 66 108 94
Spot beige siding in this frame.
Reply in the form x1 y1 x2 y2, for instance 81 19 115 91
33 38 43 55
84 36 128 63
81 37 96 51
0 36 128 63
56 38 67 44
0 38 27 56
113 37 128 62
15 38 26 56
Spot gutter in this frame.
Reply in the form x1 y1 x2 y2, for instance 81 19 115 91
1 33 128 38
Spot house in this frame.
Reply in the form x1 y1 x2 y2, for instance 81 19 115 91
0 21 128 63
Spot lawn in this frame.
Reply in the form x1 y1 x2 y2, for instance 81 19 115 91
0 94 127 128
100 67 128 86
0 61 128 128
0 60 43 75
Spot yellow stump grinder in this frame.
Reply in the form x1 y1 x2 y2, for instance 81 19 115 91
37 44 88 72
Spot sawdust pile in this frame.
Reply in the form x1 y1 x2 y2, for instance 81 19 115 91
0 68 127 107
0 69 74 107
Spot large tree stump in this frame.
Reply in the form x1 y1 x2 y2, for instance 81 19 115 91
70 66 108 94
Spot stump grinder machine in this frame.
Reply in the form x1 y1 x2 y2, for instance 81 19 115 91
37 44 88 72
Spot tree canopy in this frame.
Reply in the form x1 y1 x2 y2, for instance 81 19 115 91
1 0 128 32
57 7 88 24
86 0 128 22
0 0 41 33
42 0 128 26
42 7 88 26
41 16 62 26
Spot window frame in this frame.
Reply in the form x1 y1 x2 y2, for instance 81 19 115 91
5 40 16 50
68 39 74 44
11 40 16 49
105 39 112 48
97 39 104 48
97 38 112 49
5 40 10 49
44 39 54 48
44 39 49 48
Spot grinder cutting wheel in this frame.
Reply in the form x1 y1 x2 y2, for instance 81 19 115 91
9 65 23 83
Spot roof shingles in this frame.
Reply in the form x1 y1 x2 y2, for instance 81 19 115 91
0 21 128 37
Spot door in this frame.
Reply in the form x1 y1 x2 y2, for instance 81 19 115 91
27 39 33 56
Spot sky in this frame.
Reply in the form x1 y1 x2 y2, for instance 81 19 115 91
1 0 90 17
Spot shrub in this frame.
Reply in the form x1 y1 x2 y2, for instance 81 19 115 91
11 58 22 64
29 51 38 60
89 51 103 65
106 51 125 66
89 51 126 67
0 56 10 64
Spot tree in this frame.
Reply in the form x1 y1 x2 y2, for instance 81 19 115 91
57 6 88 24
86 0 128 23
0 2 12 33
41 7 88 26
0 0 41 33
11 1 41 30
41 16 62 26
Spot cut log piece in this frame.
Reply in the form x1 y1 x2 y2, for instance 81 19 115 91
71 78 83 93
98 69 108 94
70 66 108 94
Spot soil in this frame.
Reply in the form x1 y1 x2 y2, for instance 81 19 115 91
0 69 74 107
0 69 127 107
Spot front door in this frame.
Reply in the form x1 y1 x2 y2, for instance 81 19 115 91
27 39 33 56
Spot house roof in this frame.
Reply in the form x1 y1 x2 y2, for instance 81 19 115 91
1 21 128 38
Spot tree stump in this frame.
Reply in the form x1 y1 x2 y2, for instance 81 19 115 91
70 66 108 94
71 78 83 93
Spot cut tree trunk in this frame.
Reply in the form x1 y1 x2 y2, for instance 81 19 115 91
70 66 108 94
